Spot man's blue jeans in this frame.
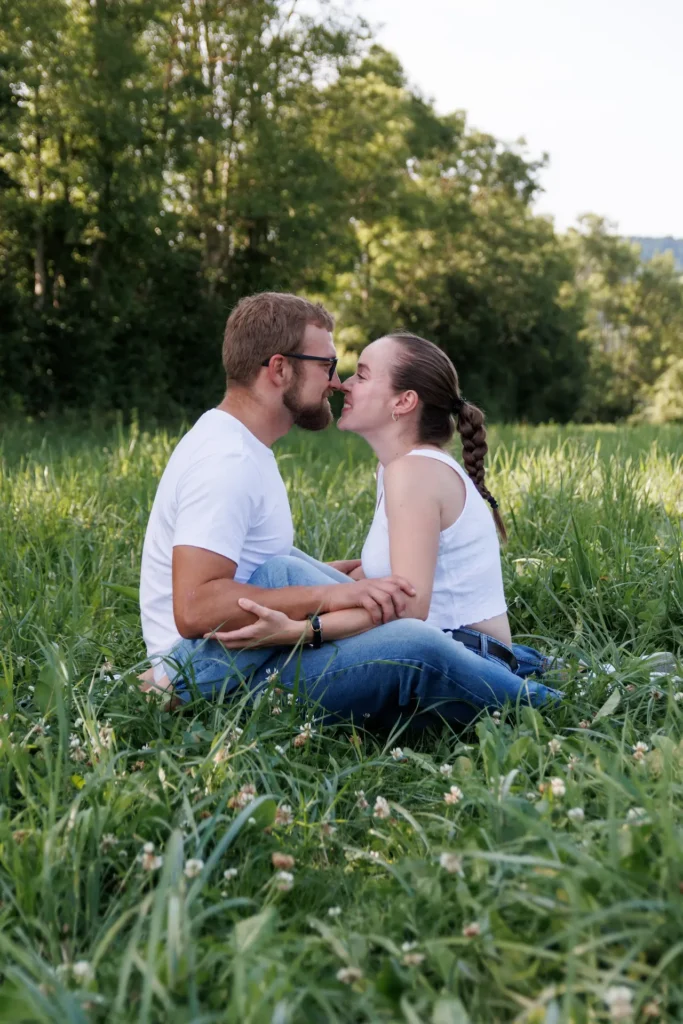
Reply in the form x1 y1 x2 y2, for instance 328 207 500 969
163 550 561 729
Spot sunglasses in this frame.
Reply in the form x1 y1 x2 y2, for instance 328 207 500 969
261 353 339 381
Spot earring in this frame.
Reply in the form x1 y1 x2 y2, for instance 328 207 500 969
391 410 399 422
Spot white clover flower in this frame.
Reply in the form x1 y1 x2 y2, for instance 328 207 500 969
632 741 649 761
328 905 342 918
355 790 369 810
566 754 580 772
275 804 294 826
462 921 481 938
439 852 464 874
100 833 118 851
444 785 464 805
439 763 453 777
97 722 114 749
247 817 256 826
567 807 585 822
336 966 363 984
674 691 683 703
390 747 404 760
274 744 286 755
223 867 238 880
626 806 647 825
274 870 294 891
71 960 94 984
373 795 391 819
402 950 426 966
271 706 282 715
228 783 257 809
547 738 562 755
184 858 204 879
140 841 163 871
550 777 566 797
604 985 633 1021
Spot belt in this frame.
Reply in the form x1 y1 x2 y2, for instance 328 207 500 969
444 628 518 673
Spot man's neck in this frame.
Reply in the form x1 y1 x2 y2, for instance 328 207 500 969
216 389 291 448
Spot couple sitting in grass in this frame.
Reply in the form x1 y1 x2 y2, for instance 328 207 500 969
139 291 561 727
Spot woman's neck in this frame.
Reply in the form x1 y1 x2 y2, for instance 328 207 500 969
362 425 442 467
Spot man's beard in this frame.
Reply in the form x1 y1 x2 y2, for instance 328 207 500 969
283 380 333 432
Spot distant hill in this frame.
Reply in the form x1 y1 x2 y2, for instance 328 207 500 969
630 236 683 270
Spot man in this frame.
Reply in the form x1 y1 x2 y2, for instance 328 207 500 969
139 292 555 727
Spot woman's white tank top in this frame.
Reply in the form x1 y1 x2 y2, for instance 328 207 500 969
360 449 507 630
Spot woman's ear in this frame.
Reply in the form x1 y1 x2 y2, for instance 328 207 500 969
396 389 419 415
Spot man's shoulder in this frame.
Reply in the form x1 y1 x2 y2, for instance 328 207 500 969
170 411 247 466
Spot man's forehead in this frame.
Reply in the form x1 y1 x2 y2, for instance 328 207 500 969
303 322 336 355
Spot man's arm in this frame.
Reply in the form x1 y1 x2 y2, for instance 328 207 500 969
172 546 416 638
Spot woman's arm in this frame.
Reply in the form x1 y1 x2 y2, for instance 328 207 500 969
382 456 443 620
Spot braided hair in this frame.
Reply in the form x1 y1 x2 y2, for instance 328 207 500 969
388 333 507 542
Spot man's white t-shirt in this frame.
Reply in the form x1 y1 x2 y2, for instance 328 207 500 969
140 409 294 666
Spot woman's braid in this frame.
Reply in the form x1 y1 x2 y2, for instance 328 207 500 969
456 401 507 543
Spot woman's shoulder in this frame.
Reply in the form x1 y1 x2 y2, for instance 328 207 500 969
383 451 453 495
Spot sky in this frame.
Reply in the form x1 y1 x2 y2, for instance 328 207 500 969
347 0 683 237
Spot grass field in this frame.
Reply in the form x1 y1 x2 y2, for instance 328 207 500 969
1 419 682 1023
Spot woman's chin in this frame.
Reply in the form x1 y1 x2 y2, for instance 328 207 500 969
337 412 352 431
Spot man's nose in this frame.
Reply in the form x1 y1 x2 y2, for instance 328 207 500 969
330 370 343 390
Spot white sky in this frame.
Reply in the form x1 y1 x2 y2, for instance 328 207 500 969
348 0 683 236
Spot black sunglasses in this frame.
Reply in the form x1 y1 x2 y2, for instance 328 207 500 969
262 353 339 381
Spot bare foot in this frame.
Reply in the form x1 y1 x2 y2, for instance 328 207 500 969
137 668 179 710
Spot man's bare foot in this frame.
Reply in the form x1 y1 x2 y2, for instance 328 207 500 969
137 668 180 710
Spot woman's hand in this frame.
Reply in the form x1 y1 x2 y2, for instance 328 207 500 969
203 597 308 648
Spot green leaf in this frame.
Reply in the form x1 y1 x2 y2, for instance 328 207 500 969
233 907 277 954
432 998 472 1024
592 688 621 722
506 736 531 766
102 583 140 602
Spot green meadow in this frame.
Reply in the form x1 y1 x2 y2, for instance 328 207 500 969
1 420 682 1023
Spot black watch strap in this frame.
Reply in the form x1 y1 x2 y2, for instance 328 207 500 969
307 614 323 649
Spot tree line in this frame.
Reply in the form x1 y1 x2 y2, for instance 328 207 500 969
1 0 682 423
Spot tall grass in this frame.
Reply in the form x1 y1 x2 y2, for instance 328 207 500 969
0 419 682 1022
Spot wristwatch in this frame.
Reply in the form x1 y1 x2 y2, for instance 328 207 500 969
307 614 323 649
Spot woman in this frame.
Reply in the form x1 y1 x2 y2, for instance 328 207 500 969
205 332 556 688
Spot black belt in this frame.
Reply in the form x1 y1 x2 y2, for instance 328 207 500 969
443 628 518 673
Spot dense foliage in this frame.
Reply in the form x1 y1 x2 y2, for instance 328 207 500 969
1 421 682 1021
1 0 682 422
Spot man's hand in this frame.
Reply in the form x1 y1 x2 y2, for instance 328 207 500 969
323 576 416 625
327 558 362 576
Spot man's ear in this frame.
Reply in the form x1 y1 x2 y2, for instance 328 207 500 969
396 389 419 415
262 354 291 386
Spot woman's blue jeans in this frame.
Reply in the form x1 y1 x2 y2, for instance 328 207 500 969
163 549 561 729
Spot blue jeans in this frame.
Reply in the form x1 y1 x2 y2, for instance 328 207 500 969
163 550 561 729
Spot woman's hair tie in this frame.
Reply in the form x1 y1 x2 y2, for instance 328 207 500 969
486 494 499 510
452 395 466 414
